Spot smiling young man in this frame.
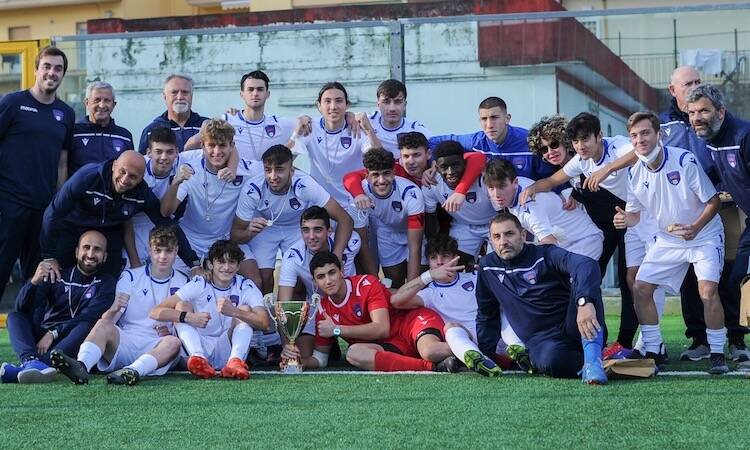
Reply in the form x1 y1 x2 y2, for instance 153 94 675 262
353 147 425 287
615 111 727 374
151 240 269 379
51 226 189 385
231 145 353 294
281 251 456 372
476 213 608 384
1 231 116 384
0 46 75 300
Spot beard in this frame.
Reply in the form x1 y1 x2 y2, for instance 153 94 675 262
172 102 190 114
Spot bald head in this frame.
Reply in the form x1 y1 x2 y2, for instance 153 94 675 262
76 230 107 275
111 150 145 193
669 66 701 111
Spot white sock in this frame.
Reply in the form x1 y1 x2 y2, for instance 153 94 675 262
634 288 666 352
174 323 205 357
445 327 480 360
500 313 524 347
640 324 663 354
76 341 103 372
229 323 253 361
127 354 158 377
706 327 727 354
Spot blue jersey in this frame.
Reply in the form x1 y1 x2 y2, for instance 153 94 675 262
0 90 74 209
138 110 208 153
40 160 200 268
14 265 115 336
705 112 750 215
659 98 717 186
429 125 556 181
70 117 134 176
475 244 602 355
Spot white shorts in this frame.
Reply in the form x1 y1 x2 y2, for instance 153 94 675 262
249 224 299 269
96 326 175 376
450 222 489 258
563 235 603 261
636 236 725 295
377 234 408 267
195 332 233 369
624 228 648 268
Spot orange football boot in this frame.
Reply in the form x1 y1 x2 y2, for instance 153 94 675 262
187 355 216 379
220 357 250 380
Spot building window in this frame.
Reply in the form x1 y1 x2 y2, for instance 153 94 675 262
8 26 31 41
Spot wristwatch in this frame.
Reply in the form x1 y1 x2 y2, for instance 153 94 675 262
333 327 342 337
577 297 592 307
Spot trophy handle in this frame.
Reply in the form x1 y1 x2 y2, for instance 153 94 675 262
263 293 278 327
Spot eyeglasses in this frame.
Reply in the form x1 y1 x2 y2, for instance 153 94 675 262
539 140 561 154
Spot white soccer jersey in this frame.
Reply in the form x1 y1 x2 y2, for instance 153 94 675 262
131 151 203 261
361 176 424 237
115 265 190 336
562 135 633 201
223 112 296 161
418 272 478 327
278 235 361 297
235 169 330 227
422 174 495 226
293 118 366 207
175 275 264 337
361 111 432 157
507 177 603 251
176 158 261 255
626 146 723 248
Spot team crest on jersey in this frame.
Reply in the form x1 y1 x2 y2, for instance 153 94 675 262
82 138 89 146
230 294 239 306
522 269 537 285
52 109 64 122
391 201 403 212
340 137 352 149
170 287 179 295
112 139 124 153
84 285 96 299
353 303 363 318
121 204 135 216
512 157 526 170
232 176 244 186
667 171 681 185
466 192 477 204
265 125 276 137
462 280 475 291
289 198 301 210
727 153 738 168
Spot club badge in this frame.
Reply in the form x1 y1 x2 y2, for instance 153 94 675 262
522 269 537 285
391 201 403 212
52 109 64 122
727 153 737 168
265 125 276 137
667 171 681 185
340 136 352 149
230 294 240 306
466 192 477 203
289 198 301 210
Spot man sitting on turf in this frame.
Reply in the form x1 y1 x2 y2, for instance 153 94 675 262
1 231 116 383
152 240 270 379
390 234 503 376
476 213 608 384
51 225 190 385
281 251 457 372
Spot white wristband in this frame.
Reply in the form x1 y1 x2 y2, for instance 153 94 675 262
420 271 433 285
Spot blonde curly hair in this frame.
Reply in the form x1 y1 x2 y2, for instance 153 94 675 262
527 115 573 159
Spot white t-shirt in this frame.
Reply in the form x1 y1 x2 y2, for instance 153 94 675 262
132 151 203 261
235 169 330 228
278 235 361 298
293 118 366 207
176 158 260 255
506 177 603 247
626 146 723 248
361 176 424 236
418 272 478 326
361 111 432 158
422 174 495 226
562 135 633 201
116 265 190 336
175 275 263 337
223 112 296 161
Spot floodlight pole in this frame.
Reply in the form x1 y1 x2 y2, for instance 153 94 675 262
389 21 405 82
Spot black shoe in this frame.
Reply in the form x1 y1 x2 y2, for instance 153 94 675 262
708 353 729 375
433 356 461 373
680 339 710 361
50 349 89 385
107 367 141 385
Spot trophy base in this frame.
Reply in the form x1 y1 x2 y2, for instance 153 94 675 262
281 364 303 375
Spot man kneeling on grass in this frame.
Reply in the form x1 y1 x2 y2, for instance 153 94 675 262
51 226 190 386
476 212 608 384
151 240 270 379
281 251 458 372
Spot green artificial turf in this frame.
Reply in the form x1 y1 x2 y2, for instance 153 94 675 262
1 315 749 449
